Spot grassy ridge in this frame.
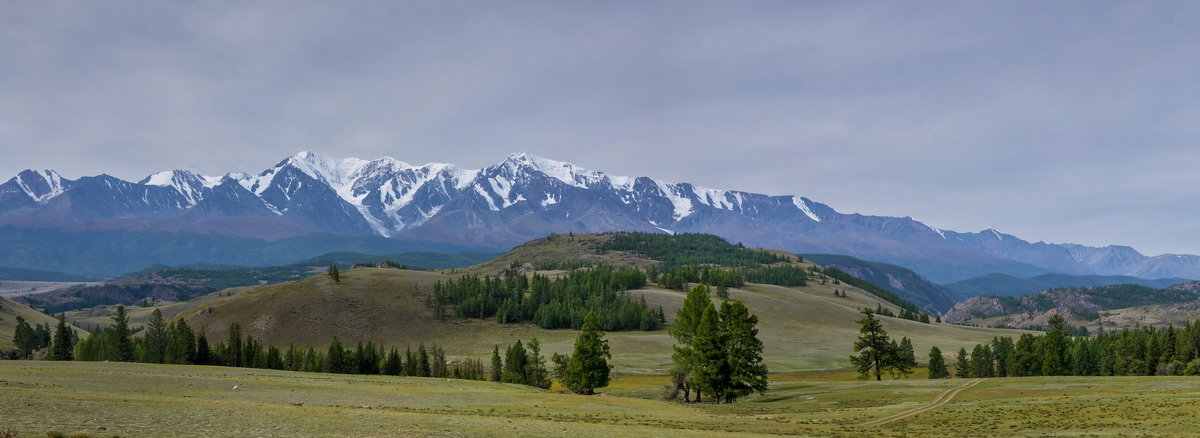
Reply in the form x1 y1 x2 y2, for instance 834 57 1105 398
132 267 1030 373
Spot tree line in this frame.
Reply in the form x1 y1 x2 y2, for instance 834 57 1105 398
933 314 1200 378
38 304 618 394
9 314 75 361
429 267 665 331
596 232 787 267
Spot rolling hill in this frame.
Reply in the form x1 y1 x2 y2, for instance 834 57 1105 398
95 233 1032 373
19 251 498 313
0 296 85 349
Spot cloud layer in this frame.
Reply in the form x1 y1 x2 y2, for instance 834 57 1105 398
2 1 1198 255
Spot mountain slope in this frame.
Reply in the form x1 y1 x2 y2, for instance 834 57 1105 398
944 282 1200 329
0 296 86 349
801 254 960 315
5 152 1199 282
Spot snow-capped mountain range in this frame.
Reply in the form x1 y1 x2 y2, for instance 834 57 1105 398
2 151 1198 283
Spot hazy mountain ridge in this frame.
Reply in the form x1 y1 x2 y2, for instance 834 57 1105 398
944 273 1193 298
3 152 1198 283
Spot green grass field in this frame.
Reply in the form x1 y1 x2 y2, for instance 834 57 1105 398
3 361 1200 437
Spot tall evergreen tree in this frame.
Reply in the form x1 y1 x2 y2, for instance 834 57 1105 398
991 337 1014 377
490 345 503 382
927 346 949 379
113 305 134 362
1041 314 1069 376
196 334 211 365
384 347 402 376
325 336 345 373
895 337 916 378
524 338 551 389
561 311 611 395
143 309 167 363
971 344 993 377
693 306 729 403
955 348 971 378
405 346 418 376
669 285 713 402
417 343 431 377
502 340 529 385
12 316 36 358
717 300 768 402
849 309 894 381
50 314 74 361
227 322 244 367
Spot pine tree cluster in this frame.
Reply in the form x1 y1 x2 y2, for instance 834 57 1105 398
430 267 664 331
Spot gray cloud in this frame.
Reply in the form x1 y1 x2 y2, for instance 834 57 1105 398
1 1 1198 255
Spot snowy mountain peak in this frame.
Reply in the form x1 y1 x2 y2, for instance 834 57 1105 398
500 152 622 189
14 169 68 203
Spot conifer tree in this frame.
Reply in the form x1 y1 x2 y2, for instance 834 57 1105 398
405 346 418 376
1041 314 1069 376
955 347 971 378
893 337 915 378
718 300 768 402
144 308 167 363
329 263 341 283
384 347 402 376
927 346 949 379
50 314 74 361
325 336 344 373
669 285 712 401
850 309 895 381
503 340 529 384
525 338 551 389
490 345 503 382
971 344 993 377
561 311 611 395
196 334 211 365
12 316 36 358
693 306 728 403
227 322 243 367
417 343 431 377
113 305 134 362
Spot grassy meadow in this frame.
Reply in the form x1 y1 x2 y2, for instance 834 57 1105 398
69 267 1030 374
3 361 1200 437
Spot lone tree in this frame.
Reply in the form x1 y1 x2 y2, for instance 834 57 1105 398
928 346 949 379
850 309 896 380
328 263 341 283
50 314 74 361
560 311 611 395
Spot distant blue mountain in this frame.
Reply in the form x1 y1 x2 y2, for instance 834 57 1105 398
944 272 1193 298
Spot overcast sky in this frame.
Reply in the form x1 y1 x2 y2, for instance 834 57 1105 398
2 1 1198 255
